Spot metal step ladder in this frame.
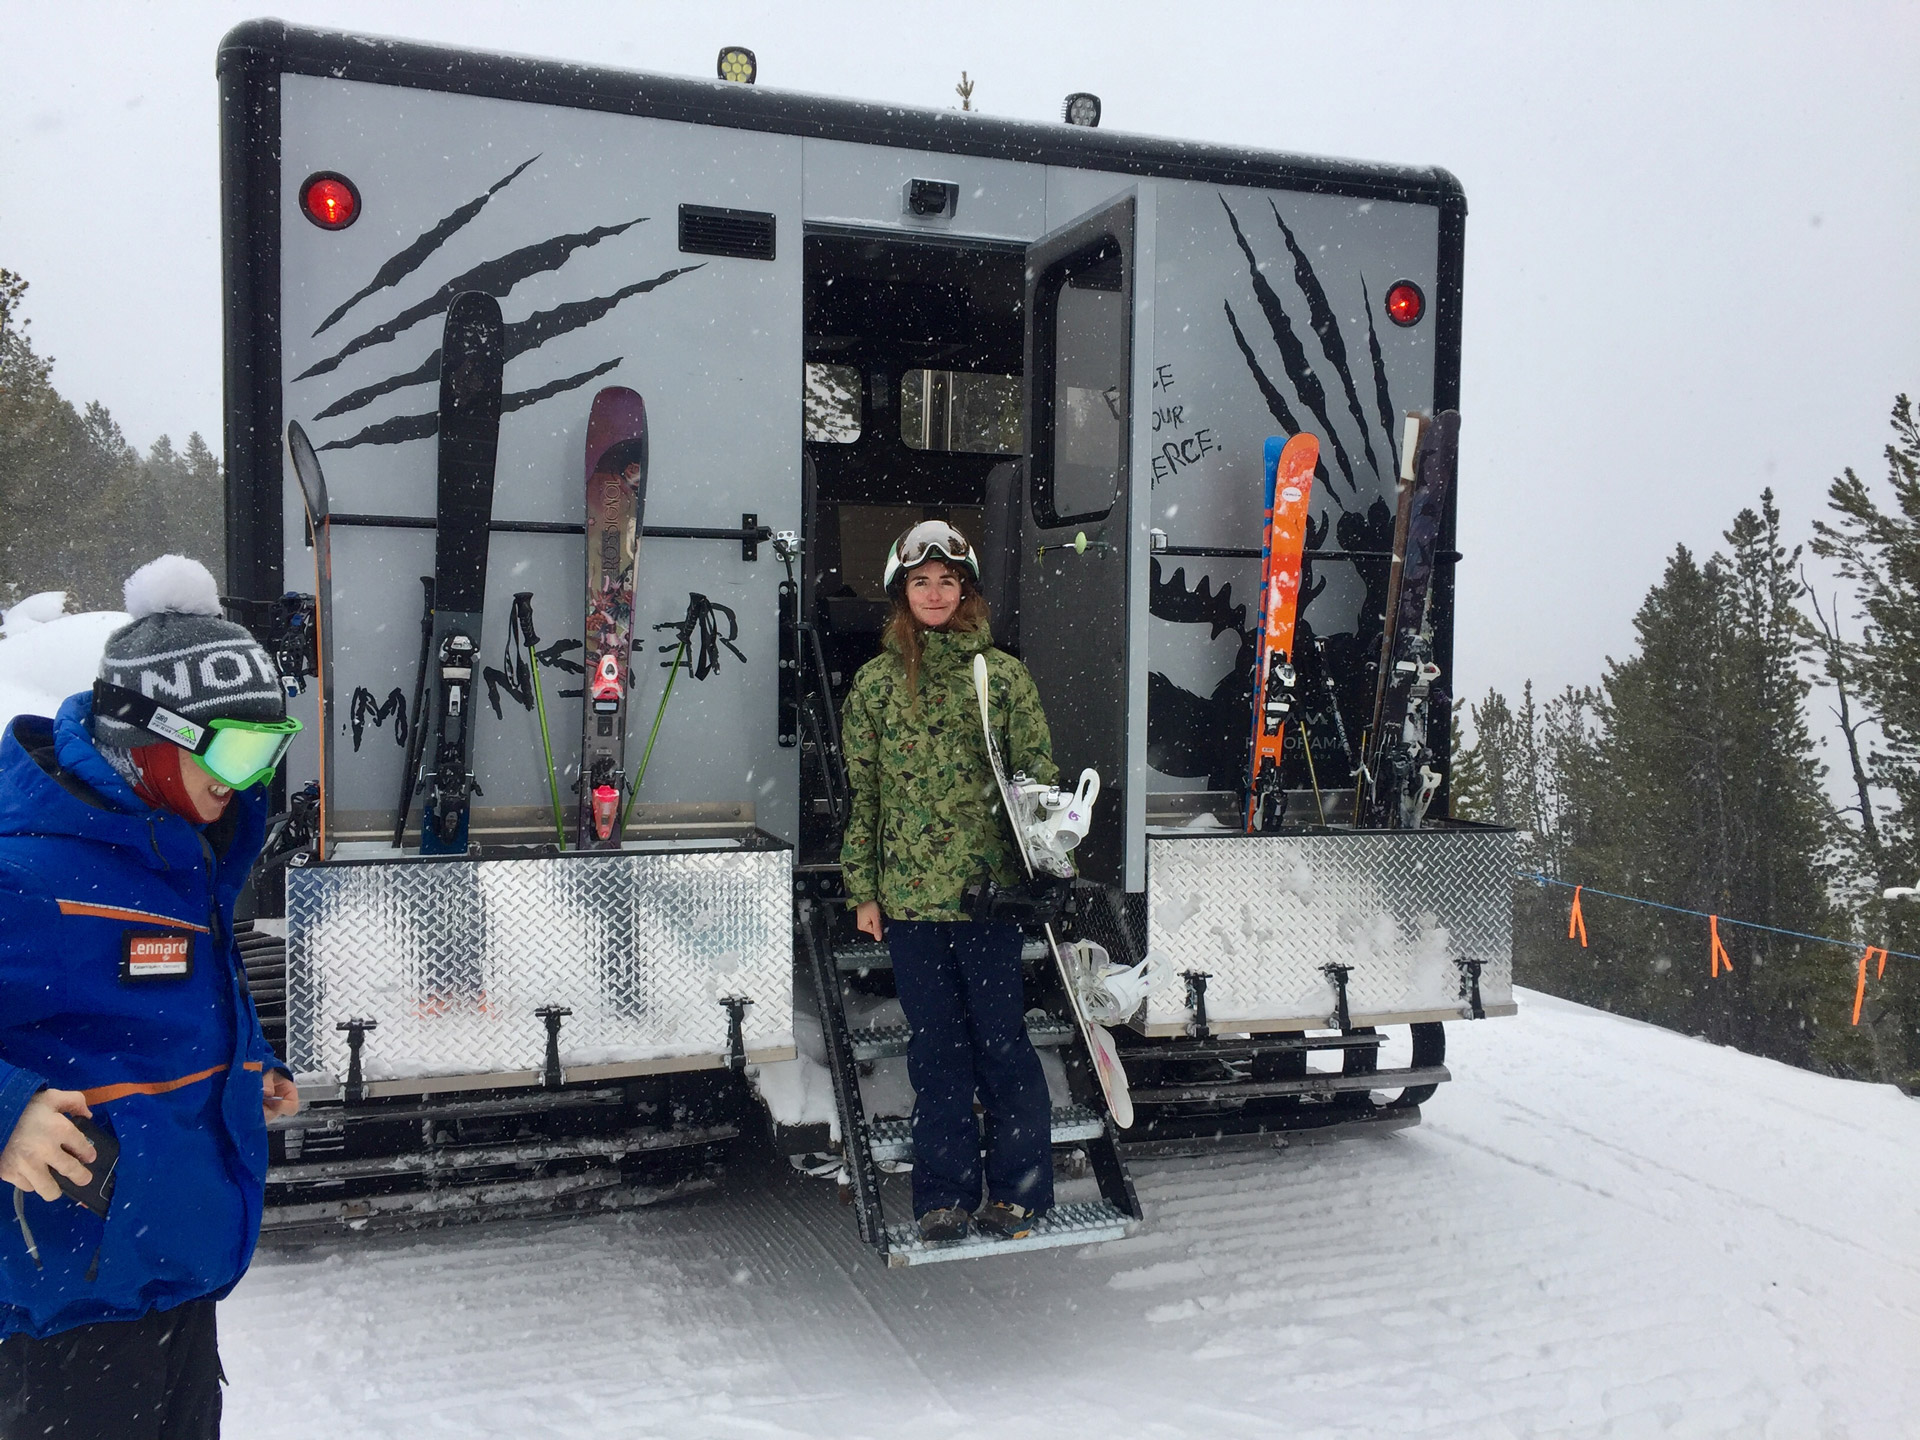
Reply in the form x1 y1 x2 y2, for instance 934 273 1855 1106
796 894 1141 1267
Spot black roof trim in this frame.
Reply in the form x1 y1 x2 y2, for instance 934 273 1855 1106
219 19 1466 209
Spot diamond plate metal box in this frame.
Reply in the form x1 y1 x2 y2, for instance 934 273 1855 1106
1144 828 1517 1034
286 840 794 1090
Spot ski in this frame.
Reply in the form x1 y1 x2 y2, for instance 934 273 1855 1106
285 421 335 861
1244 432 1319 832
418 291 505 855
1359 409 1459 829
578 386 649 848
391 576 435 848
972 654 1133 1128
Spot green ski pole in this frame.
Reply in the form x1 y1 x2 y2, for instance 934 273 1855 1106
619 632 689 838
513 592 567 848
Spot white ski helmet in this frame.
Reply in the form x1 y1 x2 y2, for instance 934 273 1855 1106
882 519 979 592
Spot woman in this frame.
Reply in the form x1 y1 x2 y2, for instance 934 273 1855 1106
0 555 301 1439
839 520 1058 1244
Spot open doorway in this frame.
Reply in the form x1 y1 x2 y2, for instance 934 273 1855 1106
795 228 1027 861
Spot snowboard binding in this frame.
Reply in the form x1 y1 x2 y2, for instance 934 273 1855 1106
1007 769 1100 878
1069 939 1157 1027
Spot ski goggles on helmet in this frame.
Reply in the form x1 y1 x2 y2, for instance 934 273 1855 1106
93 681 302 790
882 520 979 590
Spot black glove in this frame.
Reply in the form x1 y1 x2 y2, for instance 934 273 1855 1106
960 871 1070 928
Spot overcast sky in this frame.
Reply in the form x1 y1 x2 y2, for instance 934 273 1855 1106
3 1 1916 717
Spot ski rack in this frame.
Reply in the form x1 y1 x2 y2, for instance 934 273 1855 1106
772 532 849 829
327 512 773 553
794 875 1141 1267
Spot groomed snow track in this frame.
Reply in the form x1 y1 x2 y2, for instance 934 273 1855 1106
223 989 1920 1438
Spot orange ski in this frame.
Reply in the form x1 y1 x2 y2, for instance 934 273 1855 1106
1245 433 1318 831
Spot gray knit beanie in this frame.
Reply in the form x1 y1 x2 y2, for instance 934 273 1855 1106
93 555 285 749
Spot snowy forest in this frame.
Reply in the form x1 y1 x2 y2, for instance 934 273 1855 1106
0 269 224 609
1447 414 1920 1093
3 261 1915 1094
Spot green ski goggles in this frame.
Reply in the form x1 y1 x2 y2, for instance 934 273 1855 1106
93 681 303 790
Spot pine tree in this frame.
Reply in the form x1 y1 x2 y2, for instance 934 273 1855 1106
1560 495 1844 1063
0 268 224 609
1810 395 1920 1088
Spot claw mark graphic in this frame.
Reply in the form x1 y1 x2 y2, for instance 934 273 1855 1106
318 359 623 451
1223 300 1343 511
1269 202 1381 481
313 265 704 422
1359 275 1401 476
312 156 541 337
1220 196 1357 492
294 217 649 382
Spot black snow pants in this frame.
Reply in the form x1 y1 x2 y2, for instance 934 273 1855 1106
887 918 1055 1218
0 1297 222 1439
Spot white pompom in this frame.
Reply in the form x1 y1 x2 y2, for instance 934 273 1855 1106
122 555 222 620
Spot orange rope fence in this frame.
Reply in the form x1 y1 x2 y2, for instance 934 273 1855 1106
1523 873 1910 1025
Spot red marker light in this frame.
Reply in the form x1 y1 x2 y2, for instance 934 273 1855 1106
1385 280 1425 327
301 172 360 230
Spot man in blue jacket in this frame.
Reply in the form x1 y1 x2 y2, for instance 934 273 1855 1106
0 556 302 1439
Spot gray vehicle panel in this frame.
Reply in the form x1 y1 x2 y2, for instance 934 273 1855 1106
278 75 800 838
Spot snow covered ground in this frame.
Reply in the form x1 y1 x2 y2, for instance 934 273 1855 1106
222 990 1920 1439
0 593 125 731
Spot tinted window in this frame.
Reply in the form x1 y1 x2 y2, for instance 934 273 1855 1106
1048 271 1126 523
900 369 1021 454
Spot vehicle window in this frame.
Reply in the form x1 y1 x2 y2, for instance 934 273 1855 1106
1048 270 1126 523
900 370 1021 454
803 363 862 443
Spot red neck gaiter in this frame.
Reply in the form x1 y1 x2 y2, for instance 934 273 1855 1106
129 744 204 823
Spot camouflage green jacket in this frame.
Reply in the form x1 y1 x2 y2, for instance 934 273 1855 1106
839 624 1058 921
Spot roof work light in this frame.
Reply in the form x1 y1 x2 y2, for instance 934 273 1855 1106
718 47 757 84
1063 93 1102 127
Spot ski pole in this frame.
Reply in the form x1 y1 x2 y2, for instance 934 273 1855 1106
619 631 689 838
392 576 435 849
1350 727 1371 827
513 592 567 849
1299 723 1327 825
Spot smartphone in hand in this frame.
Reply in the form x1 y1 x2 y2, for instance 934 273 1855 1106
55 1116 119 1217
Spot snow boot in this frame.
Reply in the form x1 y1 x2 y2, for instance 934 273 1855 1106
973 1201 1042 1240
917 1207 971 1243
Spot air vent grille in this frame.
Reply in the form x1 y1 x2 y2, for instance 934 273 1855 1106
678 204 777 261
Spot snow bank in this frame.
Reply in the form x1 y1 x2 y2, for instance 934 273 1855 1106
0 600 126 733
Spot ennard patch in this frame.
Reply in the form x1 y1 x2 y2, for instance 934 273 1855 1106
121 931 193 982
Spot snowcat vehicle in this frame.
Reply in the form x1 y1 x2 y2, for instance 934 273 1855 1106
217 20 1516 1265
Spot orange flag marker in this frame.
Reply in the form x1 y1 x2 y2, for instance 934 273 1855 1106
1709 915 1734 977
1853 946 1890 1025
1567 885 1588 947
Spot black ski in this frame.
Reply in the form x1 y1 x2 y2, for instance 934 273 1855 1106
1358 410 1458 828
391 575 435 848
418 291 505 855
286 422 336 859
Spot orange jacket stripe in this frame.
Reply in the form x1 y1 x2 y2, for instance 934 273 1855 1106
82 1064 228 1105
56 899 211 934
